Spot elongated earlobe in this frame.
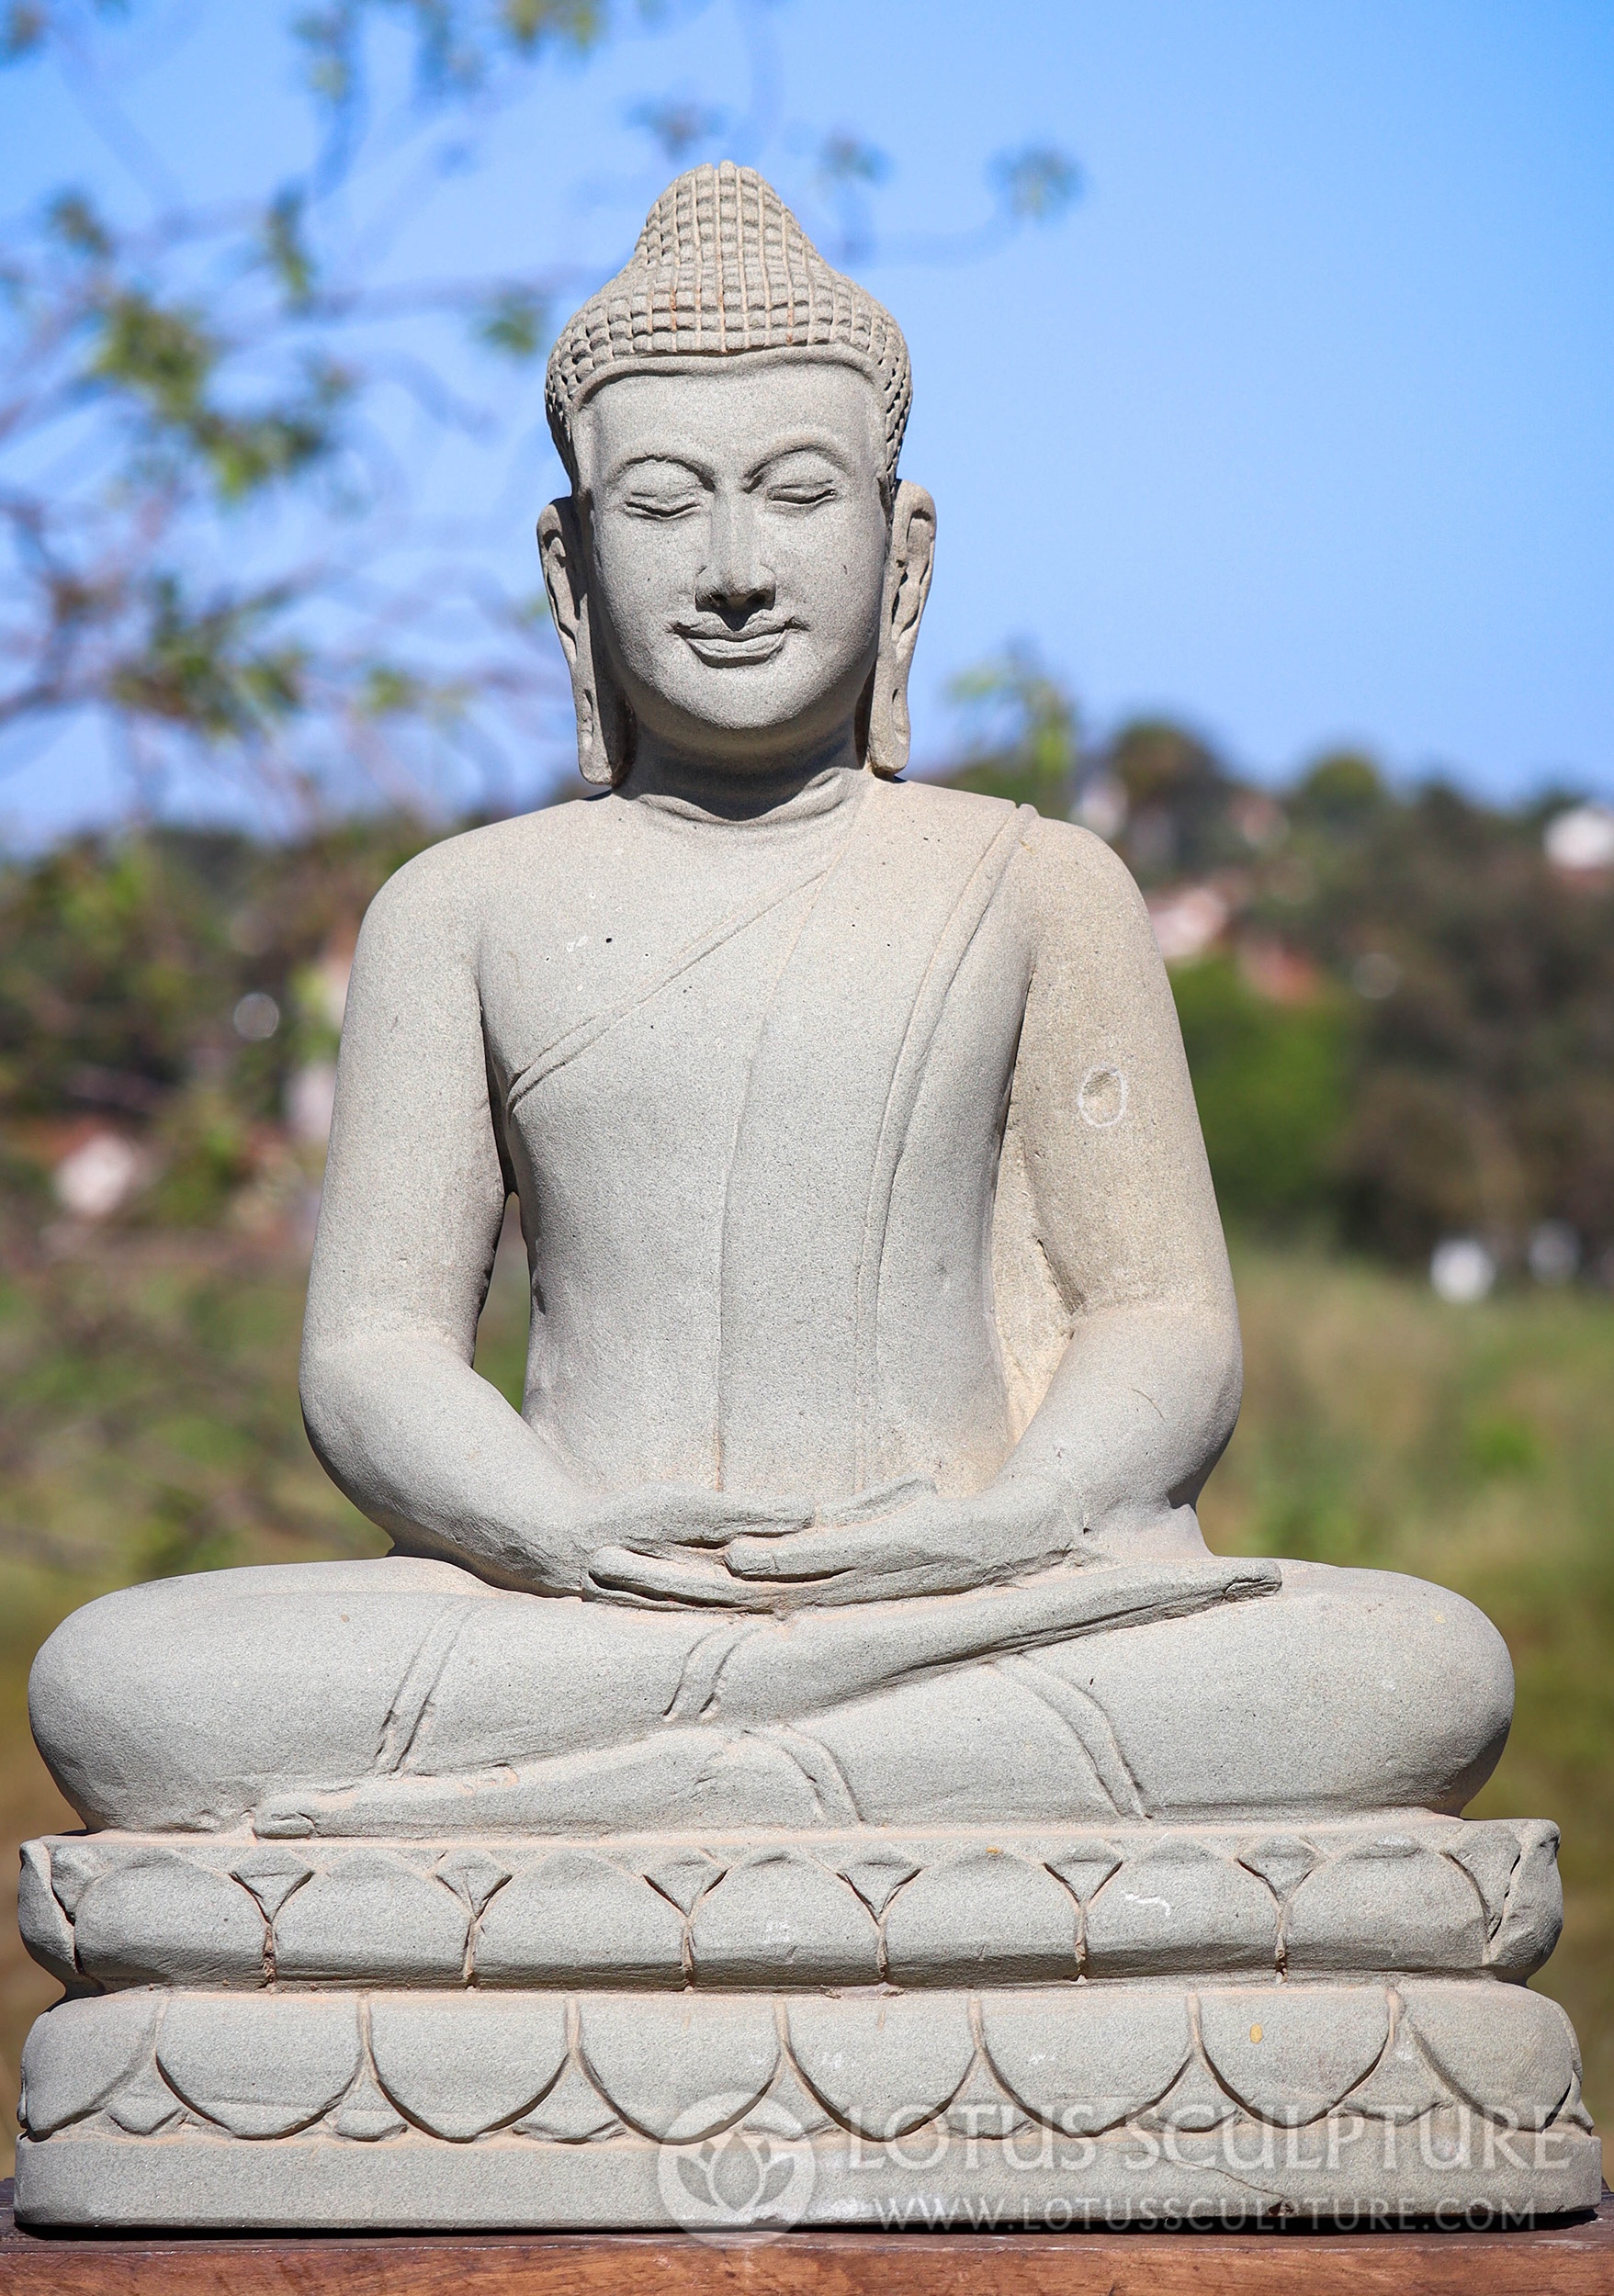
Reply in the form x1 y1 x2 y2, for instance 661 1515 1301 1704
865 481 936 779
538 498 633 787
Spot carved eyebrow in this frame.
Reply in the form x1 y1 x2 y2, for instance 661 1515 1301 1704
603 451 713 492
742 432 856 488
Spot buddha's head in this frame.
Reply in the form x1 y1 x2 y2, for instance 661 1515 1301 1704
540 163 934 786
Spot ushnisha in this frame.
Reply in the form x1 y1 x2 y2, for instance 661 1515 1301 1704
17 163 1596 2232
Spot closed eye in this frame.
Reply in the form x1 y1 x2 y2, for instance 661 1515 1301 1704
623 495 701 520
766 484 836 509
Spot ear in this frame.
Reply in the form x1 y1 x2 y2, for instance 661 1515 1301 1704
864 481 936 779
538 497 633 788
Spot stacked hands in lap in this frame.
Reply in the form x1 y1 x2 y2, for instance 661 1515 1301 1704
574 1471 1096 1610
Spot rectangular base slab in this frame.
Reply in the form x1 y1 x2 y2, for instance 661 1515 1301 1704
6 2188 1614 2296
13 2123 1606 2235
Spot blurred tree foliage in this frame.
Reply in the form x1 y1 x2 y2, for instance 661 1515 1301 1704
1168 960 1350 1229
943 648 1080 818
0 0 1078 822
0 815 434 1223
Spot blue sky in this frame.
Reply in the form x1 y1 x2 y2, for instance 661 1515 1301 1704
3 0 1612 837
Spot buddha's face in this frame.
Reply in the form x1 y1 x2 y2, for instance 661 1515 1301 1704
573 360 893 764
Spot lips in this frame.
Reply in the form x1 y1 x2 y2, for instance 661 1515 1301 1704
678 625 791 666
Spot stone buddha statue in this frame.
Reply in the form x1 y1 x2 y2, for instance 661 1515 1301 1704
17 164 1596 2232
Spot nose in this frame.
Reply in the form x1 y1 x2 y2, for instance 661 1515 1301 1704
694 488 775 620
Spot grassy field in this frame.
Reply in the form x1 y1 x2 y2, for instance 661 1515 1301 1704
2 1232 1610 2175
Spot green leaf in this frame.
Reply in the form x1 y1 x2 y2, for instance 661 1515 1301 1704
293 5 355 107
108 579 306 744
359 665 423 718
91 292 217 424
627 97 723 161
818 132 888 186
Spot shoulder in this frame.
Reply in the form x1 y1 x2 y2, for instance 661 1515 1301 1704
884 783 1141 906
1012 812 1155 950
881 777 1017 838
357 799 598 949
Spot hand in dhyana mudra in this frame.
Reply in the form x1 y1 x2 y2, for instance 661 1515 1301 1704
583 1471 1080 1611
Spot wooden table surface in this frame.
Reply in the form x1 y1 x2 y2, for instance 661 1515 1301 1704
5 2186 1613 2294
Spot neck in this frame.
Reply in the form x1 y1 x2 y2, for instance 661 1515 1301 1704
620 726 865 825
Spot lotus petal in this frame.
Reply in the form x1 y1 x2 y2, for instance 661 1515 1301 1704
1401 1979 1575 2129
1199 1985 1389 2125
158 1994 361 2137
273 1849 467 1983
787 1993 975 2137
690 1851 878 1984
477 1848 683 1986
1083 1839 1275 1976
370 1992 568 2140
981 1987 1191 2134
884 1851 1078 1983
20 1994 160 2138
1286 1840 1484 1974
580 1994 777 2139
74 1852 265 1987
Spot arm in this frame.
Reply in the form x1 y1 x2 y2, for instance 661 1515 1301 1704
993 816 1242 1554
301 842 812 1593
299 843 590 1592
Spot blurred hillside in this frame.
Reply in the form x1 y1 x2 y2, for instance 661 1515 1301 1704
4 670 1611 1278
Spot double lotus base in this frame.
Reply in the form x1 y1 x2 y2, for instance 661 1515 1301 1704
14 1816 1601 2229
15 1978 1601 2230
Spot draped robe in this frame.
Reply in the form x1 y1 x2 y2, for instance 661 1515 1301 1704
493 774 1032 1505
